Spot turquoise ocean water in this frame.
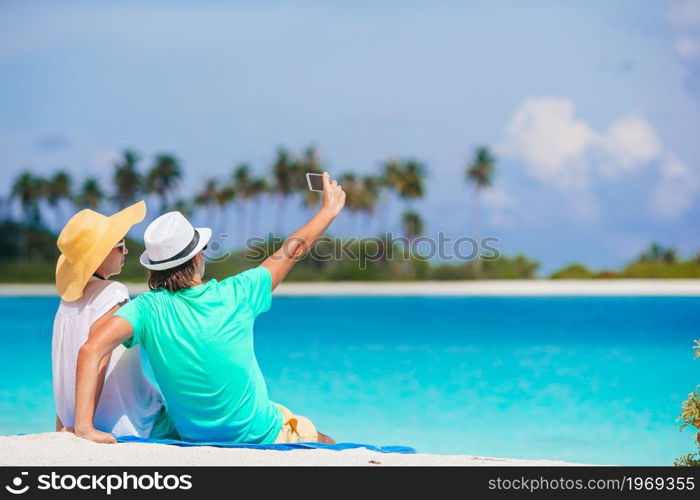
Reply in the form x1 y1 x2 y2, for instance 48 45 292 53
0 295 698 465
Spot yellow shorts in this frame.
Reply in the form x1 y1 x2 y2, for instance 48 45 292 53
273 403 319 444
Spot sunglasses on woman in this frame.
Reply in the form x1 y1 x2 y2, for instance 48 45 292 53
113 239 126 254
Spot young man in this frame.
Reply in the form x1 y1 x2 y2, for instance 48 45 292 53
73 172 345 444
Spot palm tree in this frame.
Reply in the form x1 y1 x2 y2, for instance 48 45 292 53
638 242 677 264
113 149 142 209
217 184 236 239
379 158 408 233
0 195 8 222
301 145 323 176
231 163 254 247
76 178 104 210
194 179 221 229
385 158 426 237
11 171 47 228
295 144 324 224
248 177 269 241
271 147 297 236
145 154 182 215
339 172 361 236
301 185 321 215
465 146 495 273
358 175 381 235
398 159 425 205
193 178 233 239
46 170 72 230
171 198 193 218
401 210 424 243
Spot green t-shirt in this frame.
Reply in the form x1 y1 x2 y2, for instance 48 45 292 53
114 266 282 443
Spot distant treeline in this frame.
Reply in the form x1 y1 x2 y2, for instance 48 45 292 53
2 145 539 281
0 217 697 282
1 146 698 281
0 219 539 283
551 242 700 279
3 145 485 244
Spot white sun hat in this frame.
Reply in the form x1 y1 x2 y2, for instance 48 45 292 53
140 211 212 271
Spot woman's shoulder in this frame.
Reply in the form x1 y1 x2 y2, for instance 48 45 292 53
83 279 130 305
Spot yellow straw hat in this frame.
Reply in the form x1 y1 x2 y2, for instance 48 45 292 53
55 201 146 302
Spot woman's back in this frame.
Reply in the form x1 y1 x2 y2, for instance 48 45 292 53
51 278 163 437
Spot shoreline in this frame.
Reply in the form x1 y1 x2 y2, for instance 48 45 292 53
0 433 596 466
1 279 700 297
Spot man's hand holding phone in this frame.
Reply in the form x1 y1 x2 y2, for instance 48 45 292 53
320 172 346 218
262 171 345 289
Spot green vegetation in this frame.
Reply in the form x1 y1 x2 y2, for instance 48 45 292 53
550 263 594 279
2 146 699 282
674 340 700 467
2 145 539 282
0 226 539 282
550 243 700 279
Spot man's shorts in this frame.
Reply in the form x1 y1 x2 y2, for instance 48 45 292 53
273 403 319 443
149 405 181 440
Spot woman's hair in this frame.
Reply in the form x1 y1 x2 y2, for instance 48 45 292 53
148 258 196 292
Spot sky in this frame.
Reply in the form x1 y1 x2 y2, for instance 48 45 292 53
1 0 699 274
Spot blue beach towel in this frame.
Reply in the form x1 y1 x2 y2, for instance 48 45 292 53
117 435 416 454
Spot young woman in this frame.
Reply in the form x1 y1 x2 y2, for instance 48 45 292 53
52 201 176 439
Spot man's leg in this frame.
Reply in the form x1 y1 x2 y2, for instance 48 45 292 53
317 431 335 444
275 403 336 444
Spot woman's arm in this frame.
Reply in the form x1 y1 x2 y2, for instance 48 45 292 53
55 303 122 433
262 172 345 290
89 303 122 413
74 316 135 443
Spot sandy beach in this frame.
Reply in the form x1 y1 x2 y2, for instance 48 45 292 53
1 279 700 297
0 433 593 466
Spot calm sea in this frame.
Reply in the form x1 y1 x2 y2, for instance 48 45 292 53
1 295 698 465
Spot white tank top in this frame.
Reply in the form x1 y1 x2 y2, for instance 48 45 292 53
51 277 163 437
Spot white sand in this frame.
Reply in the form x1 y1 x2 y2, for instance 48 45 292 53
1 279 700 297
0 433 594 466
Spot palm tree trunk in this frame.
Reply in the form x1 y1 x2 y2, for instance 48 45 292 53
364 213 373 238
249 199 260 239
220 205 230 239
54 205 62 234
237 203 246 250
473 186 482 276
211 206 220 241
275 194 286 237
382 194 392 235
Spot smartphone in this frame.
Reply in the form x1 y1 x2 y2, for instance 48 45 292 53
306 173 325 192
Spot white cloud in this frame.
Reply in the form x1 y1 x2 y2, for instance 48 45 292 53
498 97 595 189
499 98 662 186
499 96 697 220
597 117 662 173
652 153 700 219
668 1 700 91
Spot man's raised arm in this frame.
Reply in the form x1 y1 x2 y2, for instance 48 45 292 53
74 316 135 443
262 172 345 290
